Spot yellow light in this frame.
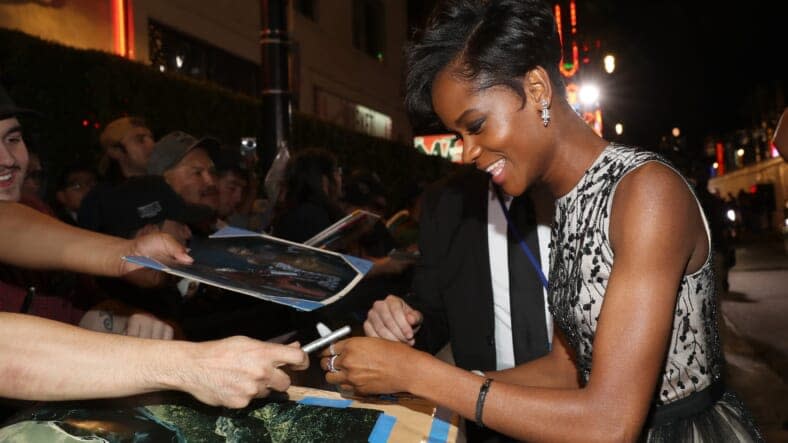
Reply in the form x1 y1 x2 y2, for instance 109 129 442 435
671 127 680 138
712 162 719 169
615 123 623 135
736 148 745 157
579 84 600 105
604 55 615 74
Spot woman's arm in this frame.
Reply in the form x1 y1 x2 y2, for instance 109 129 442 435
487 327 580 389
327 163 703 442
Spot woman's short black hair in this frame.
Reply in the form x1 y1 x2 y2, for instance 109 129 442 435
405 0 565 130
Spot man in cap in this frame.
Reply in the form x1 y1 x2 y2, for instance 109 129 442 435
148 131 221 212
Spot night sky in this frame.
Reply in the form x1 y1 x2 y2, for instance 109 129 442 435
579 0 784 149
408 0 785 151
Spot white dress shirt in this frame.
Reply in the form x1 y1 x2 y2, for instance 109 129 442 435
488 187 552 370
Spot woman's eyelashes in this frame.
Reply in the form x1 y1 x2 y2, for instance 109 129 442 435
466 118 485 135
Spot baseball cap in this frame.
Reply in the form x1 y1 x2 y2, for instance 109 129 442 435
96 175 215 238
0 84 38 120
99 116 148 150
147 130 221 175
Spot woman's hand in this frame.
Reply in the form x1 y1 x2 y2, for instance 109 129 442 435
319 337 423 395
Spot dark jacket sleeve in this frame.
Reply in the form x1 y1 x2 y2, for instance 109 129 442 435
409 184 452 354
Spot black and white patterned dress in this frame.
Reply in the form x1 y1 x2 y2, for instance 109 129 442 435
547 144 762 442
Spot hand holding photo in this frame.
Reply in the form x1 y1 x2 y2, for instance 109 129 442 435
124 227 372 311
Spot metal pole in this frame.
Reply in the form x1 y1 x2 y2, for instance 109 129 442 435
260 0 291 170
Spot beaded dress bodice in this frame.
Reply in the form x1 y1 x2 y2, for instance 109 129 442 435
547 144 723 405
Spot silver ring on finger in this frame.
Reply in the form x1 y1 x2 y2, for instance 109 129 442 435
329 343 336 356
327 354 339 373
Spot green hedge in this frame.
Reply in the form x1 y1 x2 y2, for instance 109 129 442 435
0 28 454 211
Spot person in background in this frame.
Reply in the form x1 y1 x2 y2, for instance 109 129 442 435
320 1 761 441
342 170 389 217
20 150 43 198
147 131 221 214
83 130 220 236
79 116 156 231
18 151 55 216
97 116 155 183
385 180 426 251
271 147 345 243
53 162 97 226
212 146 258 229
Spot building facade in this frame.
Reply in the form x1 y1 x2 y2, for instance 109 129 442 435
0 0 410 142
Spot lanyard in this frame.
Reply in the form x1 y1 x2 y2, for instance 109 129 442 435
494 189 549 290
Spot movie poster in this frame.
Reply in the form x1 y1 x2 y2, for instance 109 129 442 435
0 393 383 442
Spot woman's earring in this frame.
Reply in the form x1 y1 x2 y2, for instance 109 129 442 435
540 100 551 127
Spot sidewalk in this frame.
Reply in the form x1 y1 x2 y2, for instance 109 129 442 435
721 232 788 441
722 315 788 441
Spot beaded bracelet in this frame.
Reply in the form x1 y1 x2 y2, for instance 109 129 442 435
475 378 494 427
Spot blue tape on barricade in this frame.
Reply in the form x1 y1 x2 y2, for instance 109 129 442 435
368 414 396 443
427 407 451 443
297 397 353 408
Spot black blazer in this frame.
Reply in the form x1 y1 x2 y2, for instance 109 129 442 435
410 166 549 372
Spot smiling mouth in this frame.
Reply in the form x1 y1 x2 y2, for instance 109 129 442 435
0 168 19 188
483 158 506 177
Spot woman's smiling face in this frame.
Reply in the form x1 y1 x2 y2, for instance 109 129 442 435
431 67 550 197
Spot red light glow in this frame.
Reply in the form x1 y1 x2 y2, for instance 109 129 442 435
112 0 134 58
560 42 579 77
715 142 725 175
570 0 577 34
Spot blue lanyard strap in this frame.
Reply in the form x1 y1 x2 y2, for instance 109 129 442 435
494 189 549 290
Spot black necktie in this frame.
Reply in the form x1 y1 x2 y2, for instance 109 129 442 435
506 195 549 363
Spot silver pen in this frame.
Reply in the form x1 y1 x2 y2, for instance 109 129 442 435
301 325 351 354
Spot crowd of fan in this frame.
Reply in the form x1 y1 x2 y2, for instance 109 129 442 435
0 82 431 420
